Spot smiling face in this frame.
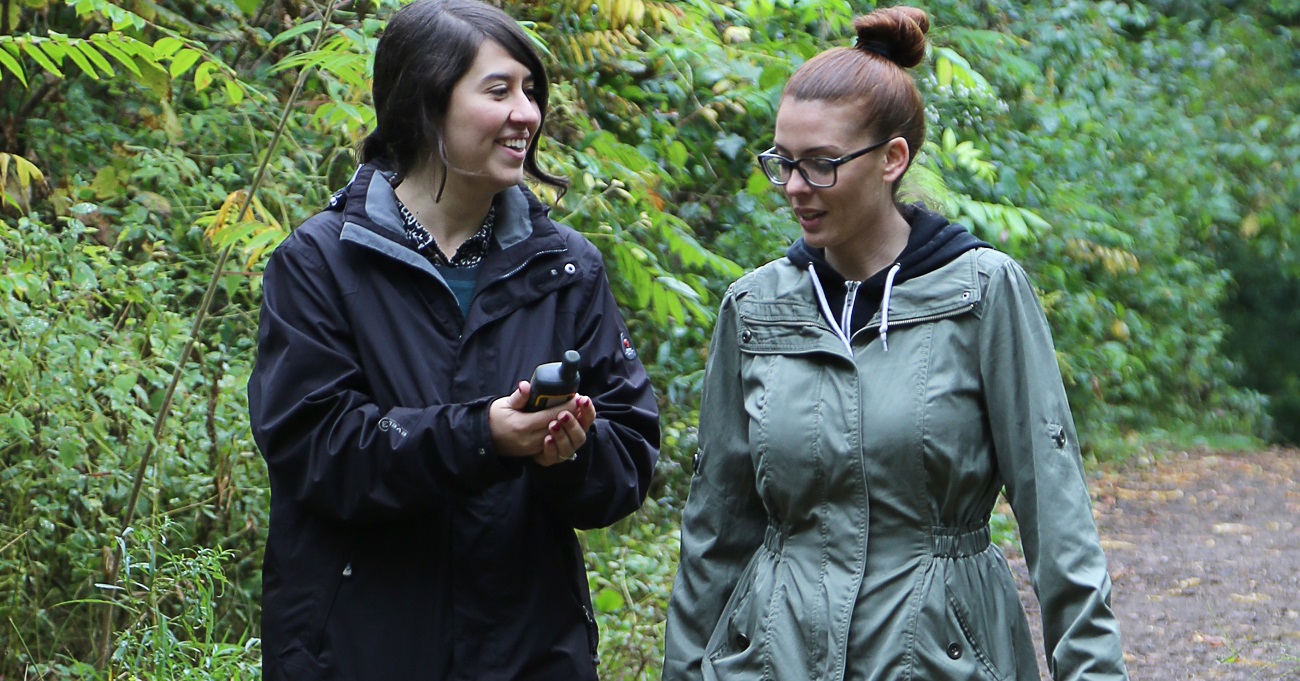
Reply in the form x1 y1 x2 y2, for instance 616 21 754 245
441 39 541 201
773 97 908 264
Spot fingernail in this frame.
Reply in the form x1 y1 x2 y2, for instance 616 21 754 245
560 412 571 424
549 422 559 433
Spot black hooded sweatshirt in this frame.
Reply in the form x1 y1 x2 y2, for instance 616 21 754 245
785 203 989 335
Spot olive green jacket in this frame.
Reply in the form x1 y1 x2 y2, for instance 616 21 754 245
663 248 1127 681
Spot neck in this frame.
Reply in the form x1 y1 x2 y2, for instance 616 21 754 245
394 165 495 252
825 205 911 282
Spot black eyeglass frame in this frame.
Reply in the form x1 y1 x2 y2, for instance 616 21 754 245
757 138 893 188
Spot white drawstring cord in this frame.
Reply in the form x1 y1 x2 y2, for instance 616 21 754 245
879 263 901 352
809 263 853 354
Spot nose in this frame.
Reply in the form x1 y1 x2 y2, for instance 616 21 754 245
783 168 814 199
509 89 541 129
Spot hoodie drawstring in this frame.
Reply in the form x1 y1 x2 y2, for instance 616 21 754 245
809 264 853 355
879 263 901 352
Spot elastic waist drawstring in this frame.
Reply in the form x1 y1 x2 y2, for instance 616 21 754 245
879 263 901 352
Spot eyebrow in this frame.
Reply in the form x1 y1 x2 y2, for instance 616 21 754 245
773 144 846 157
480 71 534 85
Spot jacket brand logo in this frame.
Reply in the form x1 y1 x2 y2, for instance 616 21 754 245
377 417 409 437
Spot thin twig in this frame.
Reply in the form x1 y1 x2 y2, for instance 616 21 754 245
95 0 339 667
0 530 28 555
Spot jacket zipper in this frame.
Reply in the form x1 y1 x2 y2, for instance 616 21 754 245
491 246 569 284
841 281 861 340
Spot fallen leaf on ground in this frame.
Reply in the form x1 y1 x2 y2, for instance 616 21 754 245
1191 632 1227 647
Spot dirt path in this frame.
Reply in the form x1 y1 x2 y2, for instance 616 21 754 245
1005 447 1300 680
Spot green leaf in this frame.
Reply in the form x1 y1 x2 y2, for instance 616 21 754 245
71 261 99 290
89 35 142 77
169 48 202 79
758 64 785 89
667 140 688 168
23 41 65 78
111 371 138 395
1 413 34 442
76 40 115 77
268 20 323 49
136 59 171 101
58 438 81 468
0 45 27 87
63 40 100 79
153 36 184 58
595 584 624 610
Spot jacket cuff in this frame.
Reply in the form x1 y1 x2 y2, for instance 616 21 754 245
465 396 526 481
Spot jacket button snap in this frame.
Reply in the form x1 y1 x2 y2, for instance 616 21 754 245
564 263 577 274
741 329 753 343
947 642 962 660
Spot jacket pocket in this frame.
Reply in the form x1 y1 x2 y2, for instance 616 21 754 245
946 593 1008 681
913 557 1025 681
309 556 354 657
705 543 780 680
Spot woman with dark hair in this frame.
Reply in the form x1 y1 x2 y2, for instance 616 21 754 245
663 7 1127 680
247 1 659 678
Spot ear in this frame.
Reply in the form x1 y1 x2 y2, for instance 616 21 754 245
882 137 911 183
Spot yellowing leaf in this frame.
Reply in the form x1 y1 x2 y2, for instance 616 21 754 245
224 79 244 105
194 60 217 91
1240 212 1260 238
937 56 953 86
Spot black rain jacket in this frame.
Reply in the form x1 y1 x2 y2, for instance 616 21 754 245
248 162 661 680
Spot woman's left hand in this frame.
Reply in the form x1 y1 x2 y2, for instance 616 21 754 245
535 395 596 467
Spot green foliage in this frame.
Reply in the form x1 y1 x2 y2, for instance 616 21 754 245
1 215 264 674
582 502 680 680
3 0 1296 677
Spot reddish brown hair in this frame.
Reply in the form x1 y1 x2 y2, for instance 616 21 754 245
782 7 930 186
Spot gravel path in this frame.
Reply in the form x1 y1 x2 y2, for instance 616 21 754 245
1005 447 1300 680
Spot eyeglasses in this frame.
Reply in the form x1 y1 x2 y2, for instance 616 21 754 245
757 138 892 188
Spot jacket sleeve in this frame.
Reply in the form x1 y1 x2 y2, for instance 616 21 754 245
247 235 523 525
977 256 1129 681
525 249 660 530
662 288 767 679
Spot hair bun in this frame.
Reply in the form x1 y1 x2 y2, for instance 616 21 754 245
853 6 930 68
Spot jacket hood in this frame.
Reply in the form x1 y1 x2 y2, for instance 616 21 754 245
784 203 989 349
785 203 987 287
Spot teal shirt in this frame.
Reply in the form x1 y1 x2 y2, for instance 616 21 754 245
435 264 479 318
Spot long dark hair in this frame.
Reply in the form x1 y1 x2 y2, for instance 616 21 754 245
360 0 568 198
